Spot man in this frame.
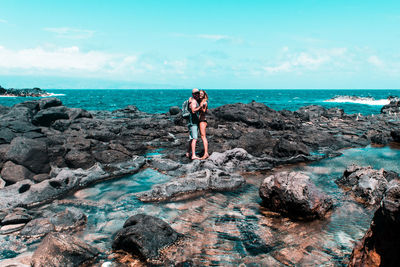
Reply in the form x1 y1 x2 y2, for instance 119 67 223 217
187 88 202 160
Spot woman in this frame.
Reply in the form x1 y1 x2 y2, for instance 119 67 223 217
198 90 209 159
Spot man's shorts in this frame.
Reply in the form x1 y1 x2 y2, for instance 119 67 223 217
188 124 199 140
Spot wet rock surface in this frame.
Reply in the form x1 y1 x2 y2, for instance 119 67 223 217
259 171 334 220
31 232 99 267
349 180 400 267
336 164 398 205
112 214 182 261
137 168 245 202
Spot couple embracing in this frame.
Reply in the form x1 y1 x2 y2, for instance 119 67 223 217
186 88 209 160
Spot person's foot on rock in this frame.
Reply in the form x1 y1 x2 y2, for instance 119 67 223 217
191 155 200 160
200 153 209 160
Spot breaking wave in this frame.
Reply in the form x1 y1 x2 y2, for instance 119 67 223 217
324 95 390 106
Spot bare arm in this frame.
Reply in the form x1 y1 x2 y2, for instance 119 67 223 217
200 100 207 112
190 98 202 113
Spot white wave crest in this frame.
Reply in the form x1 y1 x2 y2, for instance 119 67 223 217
324 96 390 106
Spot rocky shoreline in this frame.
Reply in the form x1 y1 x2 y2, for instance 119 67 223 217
0 86 51 97
1 97 400 265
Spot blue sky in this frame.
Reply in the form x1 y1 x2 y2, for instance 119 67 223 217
0 0 400 89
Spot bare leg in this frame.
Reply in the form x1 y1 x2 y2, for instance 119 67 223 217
200 122 209 159
186 140 191 158
191 139 200 159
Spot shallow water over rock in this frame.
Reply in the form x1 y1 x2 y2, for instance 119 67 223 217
1 146 400 265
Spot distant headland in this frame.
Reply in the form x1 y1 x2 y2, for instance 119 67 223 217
0 85 51 97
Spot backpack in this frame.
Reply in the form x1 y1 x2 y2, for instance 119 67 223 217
181 99 190 119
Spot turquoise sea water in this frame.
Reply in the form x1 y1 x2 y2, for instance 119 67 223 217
1 89 400 115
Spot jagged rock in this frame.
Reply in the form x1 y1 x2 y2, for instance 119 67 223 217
49 208 86 231
1 161 35 184
32 173 50 183
349 180 400 267
236 129 274 156
0 176 5 188
259 171 333 220
93 149 130 164
65 150 95 169
20 218 55 237
67 108 93 120
0 157 145 210
31 232 98 267
0 223 26 234
1 209 32 225
32 106 69 127
272 137 310 158
112 214 182 260
295 105 327 121
149 157 182 172
38 97 62 110
336 165 393 205
5 137 50 174
137 169 245 202
381 99 400 114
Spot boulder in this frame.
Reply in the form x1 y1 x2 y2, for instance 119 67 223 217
65 150 95 169
1 208 32 225
137 169 245 202
31 232 98 267
336 165 392 205
1 161 35 184
38 97 62 110
349 180 400 267
259 171 333 220
236 130 274 156
295 105 327 121
5 137 50 174
381 99 400 114
32 106 69 127
20 218 55 237
49 208 87 231
272 137 310 158
67 108 93 120
169 106 180 115
93 149 130 164
112 214 182 260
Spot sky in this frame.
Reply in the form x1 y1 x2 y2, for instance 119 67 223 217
0 0 400 89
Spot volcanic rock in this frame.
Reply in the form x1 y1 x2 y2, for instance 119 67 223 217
112 214 182 260
259 171 333 220
336 165 393 205
349 180 400 267
169 106 180 115
32 106 69 127
1 161 35 184
5 137 50 174
137 168 245 202
31 232 98 267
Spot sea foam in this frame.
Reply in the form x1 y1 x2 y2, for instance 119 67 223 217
324 95 390 106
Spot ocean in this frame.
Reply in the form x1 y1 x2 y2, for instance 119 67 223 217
1 89 400 115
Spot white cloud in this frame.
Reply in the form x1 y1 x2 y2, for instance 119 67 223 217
172 33 243 44
368 55 384 67
44 27 95 39
0 46 111 71
264 48 348 74
0 45 190 81
0 19 7 24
